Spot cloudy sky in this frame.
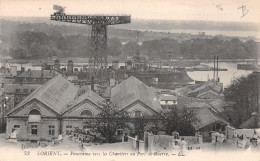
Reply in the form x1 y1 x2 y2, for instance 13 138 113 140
0 0 260 23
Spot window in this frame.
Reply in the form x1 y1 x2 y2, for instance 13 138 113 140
49 125 55 136
31 125 38 135
134 110 143 117
23 89 28 93
80 110 93 117
15 97 19 102
66 125 72 135
14 125 20 129
12 125 20 132
16 89 20 93
29 109 41 115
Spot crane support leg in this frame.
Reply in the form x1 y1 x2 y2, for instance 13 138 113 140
90 24 107 79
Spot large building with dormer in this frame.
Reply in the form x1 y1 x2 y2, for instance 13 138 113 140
5 75 105 140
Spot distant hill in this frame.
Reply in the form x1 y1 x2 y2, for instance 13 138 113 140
1 16 259 31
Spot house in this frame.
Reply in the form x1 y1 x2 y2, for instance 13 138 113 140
110 76 162 117
159 94 177 109
4 84 41 107
187 81 223 99
184 101 229 141
239 112 259 129
5 75 105 141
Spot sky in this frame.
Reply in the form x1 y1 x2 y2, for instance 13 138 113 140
0 0 260 23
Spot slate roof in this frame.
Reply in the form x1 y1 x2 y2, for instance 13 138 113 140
239 115 258 129
192 107 229 131
110 76 162 113
7 75 79 116
64 88 105 114
187 81 223 96
16 70 59 79
209 99 235 113
160 94 177 101
197 90 221 99
185 102 212 109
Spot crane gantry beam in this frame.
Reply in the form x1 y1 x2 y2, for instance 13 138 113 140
50 11 131 79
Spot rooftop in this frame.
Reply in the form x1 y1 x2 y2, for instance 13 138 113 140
110 76 162 113
7 75 79 115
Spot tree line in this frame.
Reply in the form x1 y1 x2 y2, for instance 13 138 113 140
3 31 259 60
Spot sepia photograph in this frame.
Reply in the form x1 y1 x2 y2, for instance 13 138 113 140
0 0 259 161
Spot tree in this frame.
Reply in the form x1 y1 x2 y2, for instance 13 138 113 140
163 106 199 136
96 101 130 143
122 41 140 56
224 72 259 127
108 38 122 56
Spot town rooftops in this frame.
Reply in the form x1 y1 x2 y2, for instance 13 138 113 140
197 90 221 99
4 84 41 94
16 70 59 79
110 76 162 113
209 99 235 113
187 81 223 96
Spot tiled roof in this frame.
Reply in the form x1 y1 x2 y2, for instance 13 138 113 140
16 70 59 79
110 76 162 113
7 75 79 115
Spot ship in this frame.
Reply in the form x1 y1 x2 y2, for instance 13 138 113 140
237 63 259 71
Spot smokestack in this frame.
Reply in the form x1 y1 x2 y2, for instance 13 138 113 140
91 76 94 91
41 68 44 84
213 56 215 81
216 56 219 83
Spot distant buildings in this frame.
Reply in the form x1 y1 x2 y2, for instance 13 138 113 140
15 69 59 84
187 81 223 99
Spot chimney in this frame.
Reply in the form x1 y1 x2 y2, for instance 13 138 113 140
27 68 31 75
91 76 94 91
216 56 219 83
41 68 44 84
213 56 215 81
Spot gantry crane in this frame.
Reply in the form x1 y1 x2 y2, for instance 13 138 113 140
50 5 131 78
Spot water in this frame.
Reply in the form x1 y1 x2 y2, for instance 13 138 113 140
1 61 254 88
187 62 254 88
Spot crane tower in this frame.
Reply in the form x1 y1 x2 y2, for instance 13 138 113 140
50 5 131 78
